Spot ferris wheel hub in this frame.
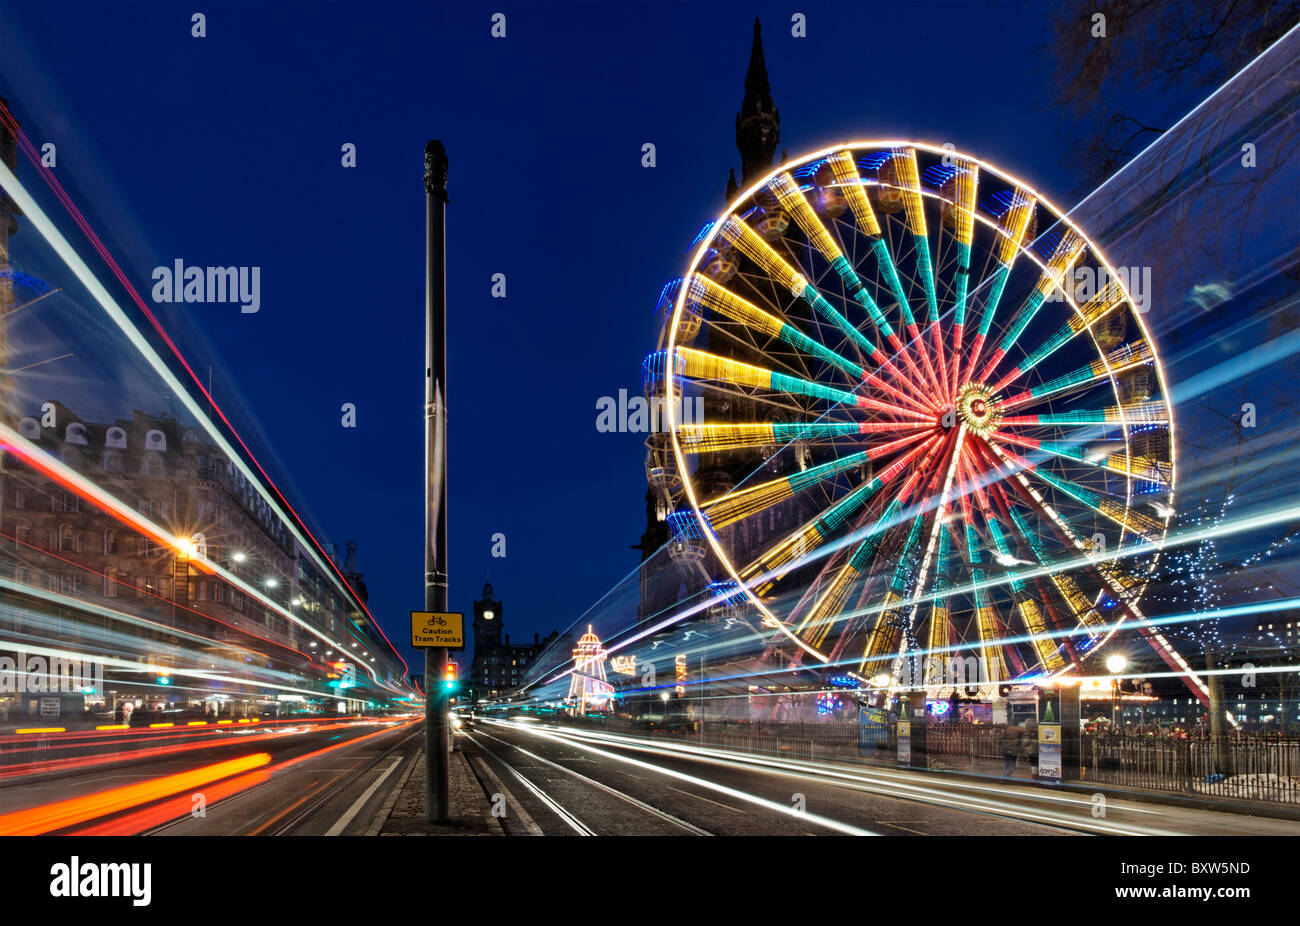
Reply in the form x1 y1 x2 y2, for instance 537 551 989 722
953 381 1002 437
649 141 1173 685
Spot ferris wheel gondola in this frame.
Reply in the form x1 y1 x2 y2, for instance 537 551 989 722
645 141 1192 699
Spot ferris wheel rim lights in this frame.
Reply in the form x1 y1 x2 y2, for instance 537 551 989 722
657 139 1177 681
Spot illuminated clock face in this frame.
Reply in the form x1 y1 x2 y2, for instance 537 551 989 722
483 610 494 620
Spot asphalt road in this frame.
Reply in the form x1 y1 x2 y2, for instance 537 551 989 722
0 717 421 835
462 718 1300 836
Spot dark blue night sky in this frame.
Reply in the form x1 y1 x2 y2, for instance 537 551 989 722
0 1 1192 669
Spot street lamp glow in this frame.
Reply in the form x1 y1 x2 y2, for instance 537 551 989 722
291 597 303 605
264 578 278 589
1106 655 1128 674
232 552 246 563
871 673 893 688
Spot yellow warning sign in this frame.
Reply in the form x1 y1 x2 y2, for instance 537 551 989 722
411 611 464 648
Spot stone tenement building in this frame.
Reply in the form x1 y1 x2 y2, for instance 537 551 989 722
0 401 402 714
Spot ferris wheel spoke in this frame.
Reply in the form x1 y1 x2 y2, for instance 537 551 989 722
934 160 979 396
676 420 867 454
996 464 1204 697
822 151 939 397
743 432 945 597
974 487 1070 673
689 274 867 387
793 536 865 647
983 450 1119 644
987 279 1128 394
676 418 931 455
767 172 901 345
960 191 1036 386
951 507 1013 687
821 154 935 395
703 430 930 529
920 525 957 691
872 232 945 400
981 439 1158 618
653 141 1182 702
855 512 929 675
858 424 966 681
974 232 1085 385
996 441 1167 541
715 215 927 397
658 347 932 423
991 429 1172 488
1000 400 1170 429
1002 502 1110 641
999 339 1154 411
884 148 947 394
795 437 952 648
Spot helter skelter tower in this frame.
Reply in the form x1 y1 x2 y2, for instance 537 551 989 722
567 625 613 713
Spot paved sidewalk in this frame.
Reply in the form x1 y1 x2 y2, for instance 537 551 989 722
371 745 503 836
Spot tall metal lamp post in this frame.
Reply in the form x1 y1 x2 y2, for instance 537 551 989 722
423 140 450 822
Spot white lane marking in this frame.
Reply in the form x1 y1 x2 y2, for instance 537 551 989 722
324 757 403 836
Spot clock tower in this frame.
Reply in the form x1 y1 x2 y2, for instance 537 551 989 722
473 581 503 655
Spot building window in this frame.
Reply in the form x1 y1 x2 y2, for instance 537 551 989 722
104 531 118 555
13 488 25 509
102 450 124 474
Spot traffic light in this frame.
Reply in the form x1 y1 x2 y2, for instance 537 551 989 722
157 675 172 686
444 661 458 690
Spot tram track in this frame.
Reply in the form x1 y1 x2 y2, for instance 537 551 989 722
466 729 712 836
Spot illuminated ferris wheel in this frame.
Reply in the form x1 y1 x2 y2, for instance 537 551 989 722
645 142 1183 695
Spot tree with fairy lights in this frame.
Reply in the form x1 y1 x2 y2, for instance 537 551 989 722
1154 374 1300 769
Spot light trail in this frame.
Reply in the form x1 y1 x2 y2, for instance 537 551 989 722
0 152 411 687
482 719 878 835
499 721 1186 835
0 419 400 693
0 752 272 835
